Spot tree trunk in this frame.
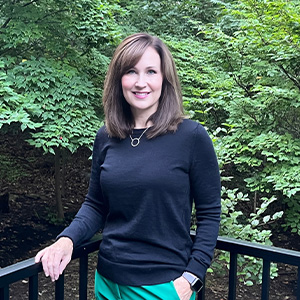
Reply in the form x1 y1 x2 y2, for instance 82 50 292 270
54 147 64 220
61 148 66 198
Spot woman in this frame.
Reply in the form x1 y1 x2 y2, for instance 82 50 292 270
35 33 221 300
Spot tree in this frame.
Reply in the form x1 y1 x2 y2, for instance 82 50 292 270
195 0 300 232
0 0 124 219
160 0 299 283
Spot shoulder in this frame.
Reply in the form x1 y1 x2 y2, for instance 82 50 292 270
95 125 108 139
178 119 209 139
94 125 112 145
92 125 111 157
178 119 216 157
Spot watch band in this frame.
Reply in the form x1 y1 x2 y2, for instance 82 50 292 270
182 272 203 293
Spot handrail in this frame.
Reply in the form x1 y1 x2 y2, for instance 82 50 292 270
1 233 300 300
0 234 102 300
216 235 300 266
0 234 102 287
214 235 300 300
188 232 300 300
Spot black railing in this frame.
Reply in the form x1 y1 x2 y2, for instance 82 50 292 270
0 234 101 300
213 236 300 300
1 233 300 300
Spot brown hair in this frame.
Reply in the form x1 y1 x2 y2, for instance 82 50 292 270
102 33 184 139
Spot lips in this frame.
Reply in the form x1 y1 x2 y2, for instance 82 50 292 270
132 92 150 99
133 92 150 95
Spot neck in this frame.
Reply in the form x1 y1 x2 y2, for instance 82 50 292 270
131 109 154 129
134 119 153 129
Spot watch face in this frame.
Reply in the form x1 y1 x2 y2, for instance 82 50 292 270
192 278 203 292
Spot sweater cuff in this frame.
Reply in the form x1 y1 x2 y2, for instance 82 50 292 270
185 258 207 281
56 228 77 247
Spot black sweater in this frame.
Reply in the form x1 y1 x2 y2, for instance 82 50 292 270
59 119 221 285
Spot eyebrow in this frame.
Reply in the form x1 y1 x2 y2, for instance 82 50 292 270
128 65 160 70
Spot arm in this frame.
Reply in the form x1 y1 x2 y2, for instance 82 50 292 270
186 124 221 280
35 127 109 281
56 128 109 246
174 124 221 298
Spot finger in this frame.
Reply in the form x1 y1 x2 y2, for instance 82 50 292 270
41 250 51 278
47 251 58 281
35 248 47 263
59 255 71 275
52 251 64 281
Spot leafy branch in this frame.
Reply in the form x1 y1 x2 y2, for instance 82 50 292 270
277 64 300 90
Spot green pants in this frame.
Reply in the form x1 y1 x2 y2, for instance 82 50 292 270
95 271 196 300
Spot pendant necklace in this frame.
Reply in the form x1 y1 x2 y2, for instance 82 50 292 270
129 127 149 147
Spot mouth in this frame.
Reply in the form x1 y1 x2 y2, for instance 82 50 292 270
132 92 150 96
132 92 150 99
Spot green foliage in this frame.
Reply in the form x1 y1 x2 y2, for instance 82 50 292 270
282 195 300 234
0 0 124 112
0 0 124 152
164 37 229 128
118 0 220 37
0 0 123 57
0 58 43 132
190 0 300 234
7 57 102 153
215 186 282 285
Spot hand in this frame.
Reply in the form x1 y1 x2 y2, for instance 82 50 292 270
35 237 73 282
173 276 193 300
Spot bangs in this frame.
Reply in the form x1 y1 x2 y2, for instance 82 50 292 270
117 38 152 76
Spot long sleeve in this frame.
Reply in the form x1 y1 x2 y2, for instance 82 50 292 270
185 124 221 280
57 127 110 247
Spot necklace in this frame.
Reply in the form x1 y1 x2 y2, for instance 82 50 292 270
129 127 149 147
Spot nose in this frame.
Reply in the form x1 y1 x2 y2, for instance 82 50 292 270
135 74 146 88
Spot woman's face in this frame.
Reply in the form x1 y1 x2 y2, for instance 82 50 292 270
121 46 163 123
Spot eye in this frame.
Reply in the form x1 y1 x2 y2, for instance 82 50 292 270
126 69 136 75
147 69 157 75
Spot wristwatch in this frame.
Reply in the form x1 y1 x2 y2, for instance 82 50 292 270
182 272 203 292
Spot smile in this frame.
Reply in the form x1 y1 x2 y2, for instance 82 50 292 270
132 92 150 99
133 92 150 96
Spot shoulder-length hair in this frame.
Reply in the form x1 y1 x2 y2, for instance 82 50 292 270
102 33 184 139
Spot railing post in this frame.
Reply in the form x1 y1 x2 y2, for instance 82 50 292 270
0 286 9 300
228 252 237 300
261 259 270 300
29 274 38 300
297 266 300 300
55 273 64 300
79 254 88 300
